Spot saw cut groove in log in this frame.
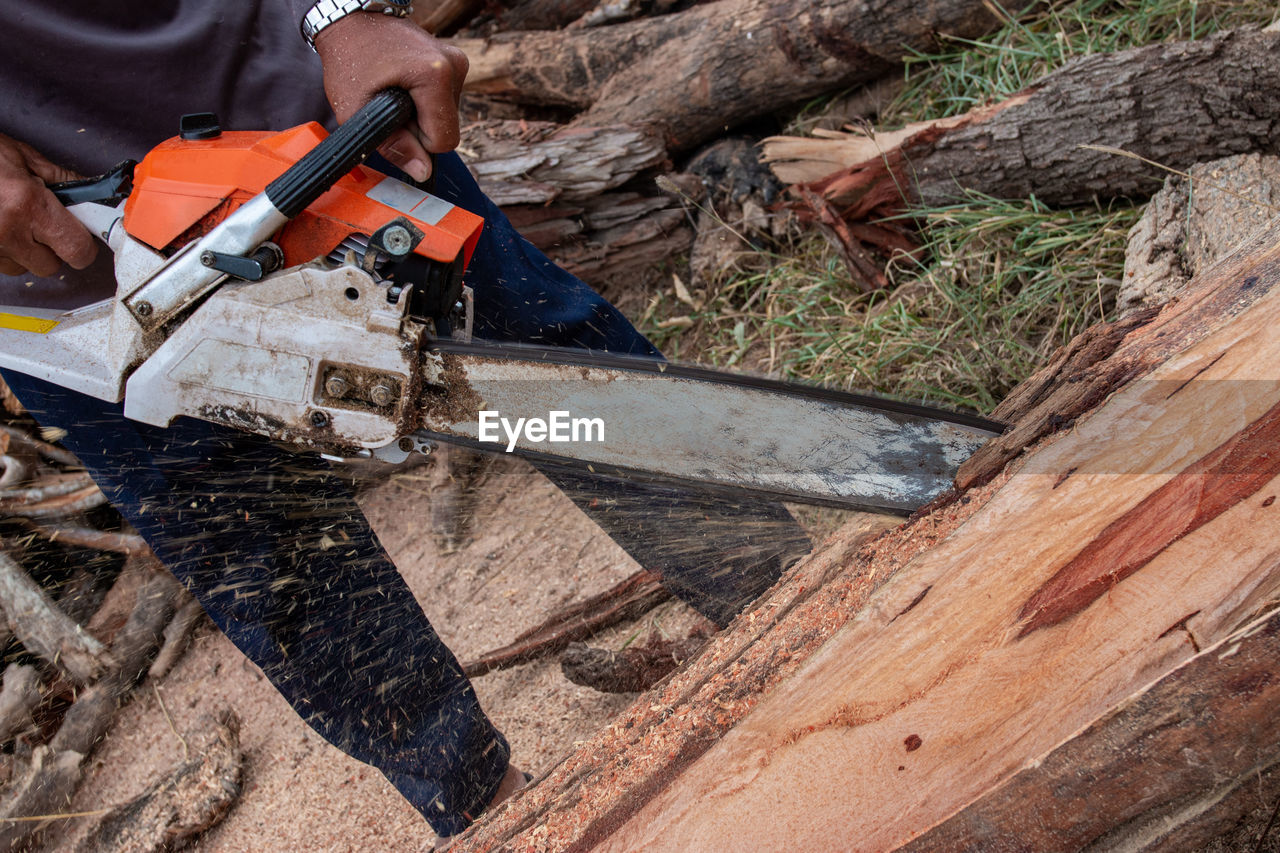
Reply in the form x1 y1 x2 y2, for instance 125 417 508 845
455 0 1022 150
456 219 1280 851
766 28 1280 216
957 220 1280 490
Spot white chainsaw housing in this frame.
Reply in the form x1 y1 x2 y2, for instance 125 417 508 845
126 262 425 450
0 200 433 452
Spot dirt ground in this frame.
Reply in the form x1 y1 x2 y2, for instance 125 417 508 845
38 453 714 851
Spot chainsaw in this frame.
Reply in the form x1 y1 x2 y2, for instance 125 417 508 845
0 89 1003 515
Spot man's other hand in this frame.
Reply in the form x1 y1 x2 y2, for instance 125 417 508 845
0 134 97 277
314 13 468 184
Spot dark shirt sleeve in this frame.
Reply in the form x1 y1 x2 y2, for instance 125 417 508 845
285 0 314 25
0 1 331 309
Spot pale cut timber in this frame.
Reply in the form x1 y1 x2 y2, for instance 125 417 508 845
902 606 1280 851
596 233 1280 850
453 0 1023 150
455 224 1280 850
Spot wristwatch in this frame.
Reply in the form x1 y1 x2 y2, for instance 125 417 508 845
300 0 415 49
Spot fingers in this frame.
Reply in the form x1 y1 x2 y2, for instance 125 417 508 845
34 191 98 270
0 179 97 277
379 129 433 183
18 142 84 185
405 46 468 153
0 134 96 277
316 14 470 177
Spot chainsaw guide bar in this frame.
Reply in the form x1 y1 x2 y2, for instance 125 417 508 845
404 341 1006 515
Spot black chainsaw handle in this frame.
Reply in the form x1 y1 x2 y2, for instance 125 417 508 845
47 160 137 207
265 87 414 219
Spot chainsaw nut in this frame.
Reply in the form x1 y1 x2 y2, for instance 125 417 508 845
324 375 351 398
382 225 413 256
370 384 395 407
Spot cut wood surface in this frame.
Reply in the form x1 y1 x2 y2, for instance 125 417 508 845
455 223 1280 850
594 225 1280 851
454 0 1020 149
765 28 1280 215
902 606 1280 851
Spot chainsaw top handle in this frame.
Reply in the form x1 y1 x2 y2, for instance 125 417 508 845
265 87 414 219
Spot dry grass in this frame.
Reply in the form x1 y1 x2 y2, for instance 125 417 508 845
638 0 1278 414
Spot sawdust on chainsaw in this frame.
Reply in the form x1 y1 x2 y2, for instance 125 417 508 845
38 454 710 852
420 351 486 427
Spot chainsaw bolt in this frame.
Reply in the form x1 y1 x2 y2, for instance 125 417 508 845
382 225 413 256
370 384 395 407
134 301 153 318
200 251 216 267
324 375 351 398
398 437 415 453
310 410 331 428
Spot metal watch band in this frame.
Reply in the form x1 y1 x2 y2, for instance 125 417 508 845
301 0 415 49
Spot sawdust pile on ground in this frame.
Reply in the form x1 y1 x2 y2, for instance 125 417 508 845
39 455 703 852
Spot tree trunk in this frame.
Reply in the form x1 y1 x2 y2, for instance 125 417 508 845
452 219 1280 850
454 0 1021 150
766 28 1280 217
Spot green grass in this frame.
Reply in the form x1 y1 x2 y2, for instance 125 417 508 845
638 0 1277 414
642 196 1139 411
883 0 1279 124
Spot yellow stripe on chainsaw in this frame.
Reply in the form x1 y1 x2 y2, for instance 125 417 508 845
0 313 60 334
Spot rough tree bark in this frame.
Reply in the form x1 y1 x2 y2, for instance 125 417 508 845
461 120 666 205
765 28 1280 217
456 119 691 280
454 0 1023 150
451 217 1280 850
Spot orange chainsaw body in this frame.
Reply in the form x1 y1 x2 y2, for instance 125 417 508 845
122 121 483 269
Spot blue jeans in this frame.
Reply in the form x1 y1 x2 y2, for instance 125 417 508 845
3 153 809 836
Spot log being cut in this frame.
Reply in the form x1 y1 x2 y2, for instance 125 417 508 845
453 224 1280 849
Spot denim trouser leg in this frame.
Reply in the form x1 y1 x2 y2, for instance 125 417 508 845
0 151 810 834
0 370 507 837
